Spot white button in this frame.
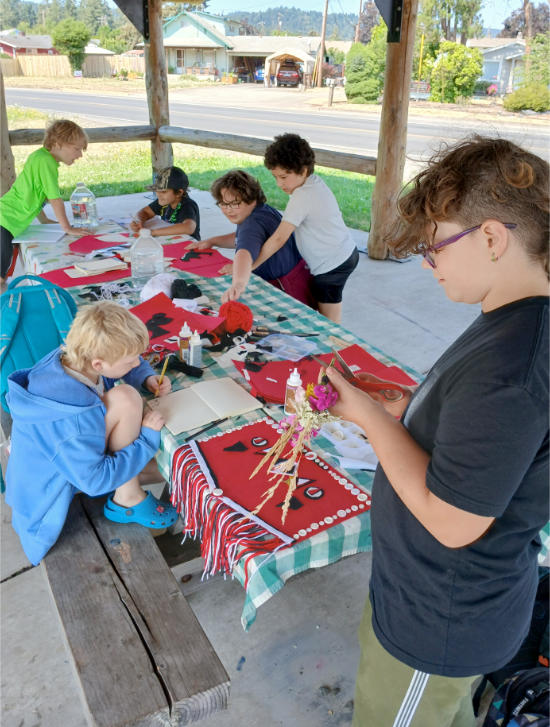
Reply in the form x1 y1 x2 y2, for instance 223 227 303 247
357 493 367 501
337 509 347 518
324 516 333 525
212 488 223 496
351 487 360 495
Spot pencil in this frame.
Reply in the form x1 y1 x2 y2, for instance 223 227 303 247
155 355 170 396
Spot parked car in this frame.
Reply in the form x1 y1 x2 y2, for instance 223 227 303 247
276 63 302 87
254 65 264 83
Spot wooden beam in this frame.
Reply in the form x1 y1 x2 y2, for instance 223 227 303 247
9 125 156 146
159 126 377 176
0 69 16 197
368 0 418 259
145 0 173 179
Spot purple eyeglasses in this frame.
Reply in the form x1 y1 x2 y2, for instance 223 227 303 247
421 223 517 268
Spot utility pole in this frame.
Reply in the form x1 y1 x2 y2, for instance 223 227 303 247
317 0 329 87
354 0 362 43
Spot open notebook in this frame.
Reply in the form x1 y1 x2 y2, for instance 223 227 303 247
148 377 262 435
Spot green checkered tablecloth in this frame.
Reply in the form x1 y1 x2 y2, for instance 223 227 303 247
22 238 550 630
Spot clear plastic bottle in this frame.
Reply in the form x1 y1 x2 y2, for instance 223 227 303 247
178 322 192 364
284 367 302 415
130 228 164 288
70 182 99 231
189 329 202 367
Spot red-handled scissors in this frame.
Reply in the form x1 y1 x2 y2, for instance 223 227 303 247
312 349 407 402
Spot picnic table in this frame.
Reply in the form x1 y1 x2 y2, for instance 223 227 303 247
18 231 550 632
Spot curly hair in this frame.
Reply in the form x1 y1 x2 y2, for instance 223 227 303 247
264 133 315 175
389 136 549 277
210 170 266 205
43 119 88 151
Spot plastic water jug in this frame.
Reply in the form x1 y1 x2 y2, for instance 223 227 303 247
130 228 164 287
70 182 99 230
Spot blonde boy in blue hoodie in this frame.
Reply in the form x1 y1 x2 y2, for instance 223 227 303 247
6 301 178 565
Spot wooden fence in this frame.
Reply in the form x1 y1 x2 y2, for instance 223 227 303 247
0 54 145 78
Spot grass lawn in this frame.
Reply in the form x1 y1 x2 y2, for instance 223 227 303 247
7 106 374 232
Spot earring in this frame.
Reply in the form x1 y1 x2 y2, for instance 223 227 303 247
491 251 498 263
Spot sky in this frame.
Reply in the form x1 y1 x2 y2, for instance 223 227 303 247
204 0 521 31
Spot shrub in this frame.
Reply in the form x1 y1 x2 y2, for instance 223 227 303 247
503 84 550 112
52 18 91 72
473 79 490 95
345 23 387 104
428 41 483 103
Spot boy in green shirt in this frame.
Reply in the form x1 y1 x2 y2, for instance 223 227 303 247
0 119 89 282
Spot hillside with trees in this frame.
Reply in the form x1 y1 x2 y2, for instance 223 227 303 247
224 7 357 40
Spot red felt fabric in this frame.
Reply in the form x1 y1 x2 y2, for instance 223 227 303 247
233 344 417 404
171 248 232 278
40 265 131 288
69 233 132 254
130 292 226 352
193 418 371 542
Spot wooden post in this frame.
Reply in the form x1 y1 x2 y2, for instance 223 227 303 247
145 0 173 181
0 69 16 197
317 0 329 87
368 0 418 259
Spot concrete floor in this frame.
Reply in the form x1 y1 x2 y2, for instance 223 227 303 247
1 192 483 727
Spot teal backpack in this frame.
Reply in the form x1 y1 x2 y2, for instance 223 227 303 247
0 275 77 413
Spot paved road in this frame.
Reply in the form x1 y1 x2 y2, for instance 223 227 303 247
6 87 550 162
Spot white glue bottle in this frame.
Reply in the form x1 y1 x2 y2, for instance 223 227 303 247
178 322 192 364
284 368 302 415
189 329 202 367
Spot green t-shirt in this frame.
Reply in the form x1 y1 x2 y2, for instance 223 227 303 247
0 147 60 237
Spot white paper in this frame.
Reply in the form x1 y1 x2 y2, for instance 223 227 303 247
336 456 378 471
148 377 261 436
13 224 65 244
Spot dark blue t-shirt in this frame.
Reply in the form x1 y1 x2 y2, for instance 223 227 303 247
149 195 201 240
236 203 301 281
370 297 549 677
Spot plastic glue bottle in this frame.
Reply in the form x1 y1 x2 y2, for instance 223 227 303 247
189 329 202 367
178 322 192 364
284 368 302 415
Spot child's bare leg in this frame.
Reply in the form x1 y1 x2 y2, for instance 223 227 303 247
318 301 342 323
103 384 147 507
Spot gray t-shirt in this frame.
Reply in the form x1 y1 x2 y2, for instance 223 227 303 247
282 174 356 275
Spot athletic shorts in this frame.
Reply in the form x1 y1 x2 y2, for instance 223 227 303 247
310 247 359 304
0 226 16 280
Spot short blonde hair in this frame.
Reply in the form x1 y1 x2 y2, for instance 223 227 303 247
63 301 149 369
43 119 88 151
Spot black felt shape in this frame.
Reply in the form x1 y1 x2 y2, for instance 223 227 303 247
276 315 287 322
170 279 202 299
224 441 248 452
167 357 203 378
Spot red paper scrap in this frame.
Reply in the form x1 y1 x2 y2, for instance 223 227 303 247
40 265 130 288
171 248 232 278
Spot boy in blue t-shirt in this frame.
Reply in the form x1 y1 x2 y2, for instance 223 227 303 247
189 170 313 307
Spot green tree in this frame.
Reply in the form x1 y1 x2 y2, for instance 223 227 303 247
417 0 482 45
428 40 482 102
345 21 387 103
64 0 78 19
52 18 90 71
46 0 65 30
0 0 20 29
97 24 127 54
79 0 112 35
327 47 345 64
524 31 550 86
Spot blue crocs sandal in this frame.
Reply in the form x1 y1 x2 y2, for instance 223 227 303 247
103 492 179 528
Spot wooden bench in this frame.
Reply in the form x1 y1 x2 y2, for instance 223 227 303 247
43 495 230 727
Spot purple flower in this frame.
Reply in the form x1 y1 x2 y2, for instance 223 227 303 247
309 383 338 411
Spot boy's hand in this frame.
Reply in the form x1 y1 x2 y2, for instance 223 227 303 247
222 280 246 303
64 226 89 236
142 408 165 431
187 239 213 250
130 219 142 233
144 374 171 396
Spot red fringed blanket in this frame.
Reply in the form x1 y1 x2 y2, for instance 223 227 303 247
170 418 371 582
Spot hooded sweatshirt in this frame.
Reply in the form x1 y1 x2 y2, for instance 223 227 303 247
6 347 160 565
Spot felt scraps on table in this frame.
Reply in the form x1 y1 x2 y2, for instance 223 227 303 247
250 376 339 525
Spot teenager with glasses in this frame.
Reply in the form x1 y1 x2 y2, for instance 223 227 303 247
188 170 314 307
326 136 549 727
